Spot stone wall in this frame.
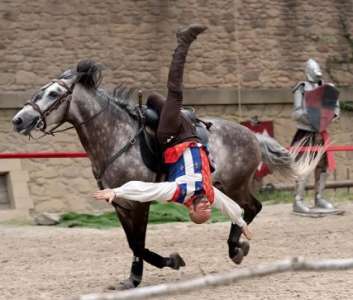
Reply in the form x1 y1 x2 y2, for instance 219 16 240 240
1 0 353 92
1 0 353 214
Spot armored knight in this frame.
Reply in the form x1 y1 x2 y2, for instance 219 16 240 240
291 58 340 213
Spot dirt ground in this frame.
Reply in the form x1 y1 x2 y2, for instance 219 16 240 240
1 203 353 300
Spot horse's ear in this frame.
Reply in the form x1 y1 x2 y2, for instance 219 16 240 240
76 59 103 89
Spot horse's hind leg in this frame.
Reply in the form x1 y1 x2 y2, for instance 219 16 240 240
143 249 185 270
113 202 185 289
227 193 262 264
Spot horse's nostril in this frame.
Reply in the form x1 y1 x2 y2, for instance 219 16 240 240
12 117 23 126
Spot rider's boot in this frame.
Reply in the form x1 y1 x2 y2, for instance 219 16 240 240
293 177 310 213
314 172 334 209
167 24 207 94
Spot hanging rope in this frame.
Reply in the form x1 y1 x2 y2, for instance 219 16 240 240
234 0 242 119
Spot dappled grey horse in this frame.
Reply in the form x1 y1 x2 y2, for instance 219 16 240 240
12 60 319 289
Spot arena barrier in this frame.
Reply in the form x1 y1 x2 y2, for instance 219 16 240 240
75 256 353 300
0 150 352 299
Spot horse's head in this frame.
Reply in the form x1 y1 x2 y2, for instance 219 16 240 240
12 60 102 135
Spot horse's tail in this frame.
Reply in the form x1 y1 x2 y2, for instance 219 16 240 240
255 133 325 179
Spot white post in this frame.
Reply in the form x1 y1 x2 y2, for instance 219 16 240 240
75 257 353 300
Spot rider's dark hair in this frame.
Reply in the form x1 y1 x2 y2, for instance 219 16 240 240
76 59 103 90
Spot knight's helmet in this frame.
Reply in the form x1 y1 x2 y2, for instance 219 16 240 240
305 58 322 83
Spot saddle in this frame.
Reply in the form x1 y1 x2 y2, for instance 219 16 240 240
139 106 212 173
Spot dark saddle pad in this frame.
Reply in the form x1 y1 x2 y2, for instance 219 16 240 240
139 107 211 173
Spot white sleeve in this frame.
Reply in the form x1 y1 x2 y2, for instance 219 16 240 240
113 181 177 203
211 187 246 227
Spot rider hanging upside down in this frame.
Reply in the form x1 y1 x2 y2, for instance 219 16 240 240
93 24 252 240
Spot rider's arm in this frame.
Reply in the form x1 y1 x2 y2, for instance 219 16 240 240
212 187 246 228
112 181 177 203
93 181 178 204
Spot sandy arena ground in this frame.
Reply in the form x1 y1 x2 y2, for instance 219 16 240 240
1 203 353 300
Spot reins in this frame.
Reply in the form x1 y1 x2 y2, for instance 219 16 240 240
47 96 111 136
95 91 146 189
25 79 73 136
25 79 112 139
95 125 144 189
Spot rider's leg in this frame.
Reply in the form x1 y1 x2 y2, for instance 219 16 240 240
157 24 207 144
167 24 207 94
146 93 166 114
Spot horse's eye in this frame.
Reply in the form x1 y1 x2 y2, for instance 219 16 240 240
48 91 59 98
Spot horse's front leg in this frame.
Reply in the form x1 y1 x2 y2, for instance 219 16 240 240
227 223 249 264
113 202 185 290
113 202 146 289
227 194 262 265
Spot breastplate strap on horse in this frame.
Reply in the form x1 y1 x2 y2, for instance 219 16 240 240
304 84 339 132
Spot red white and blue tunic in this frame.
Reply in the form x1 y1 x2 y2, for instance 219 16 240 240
164 141 214 207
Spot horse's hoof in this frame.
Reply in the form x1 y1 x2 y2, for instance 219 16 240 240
231 248 244 265
106 280 136 291
239 241 250 257
118 278 138 290
105 284 118 291
169 252 186 270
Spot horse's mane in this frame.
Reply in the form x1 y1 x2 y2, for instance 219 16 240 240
99 86 139 119
76 59 103 90
58 60 139 119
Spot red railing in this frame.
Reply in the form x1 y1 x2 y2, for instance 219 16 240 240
0 152 88 159
0 145 353 159
296 145 353 152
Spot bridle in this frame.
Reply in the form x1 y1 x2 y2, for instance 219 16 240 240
24 78 110 138
24 79 74 136
24 78 145 191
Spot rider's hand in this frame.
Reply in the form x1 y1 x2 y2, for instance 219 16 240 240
93 189 115 204
241 224 252 240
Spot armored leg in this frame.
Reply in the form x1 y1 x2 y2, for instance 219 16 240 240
314 172 334 209
293 176 310 213
313 149 334 209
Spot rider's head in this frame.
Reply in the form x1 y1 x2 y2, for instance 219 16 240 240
305 58 322 83
188 198 211 224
